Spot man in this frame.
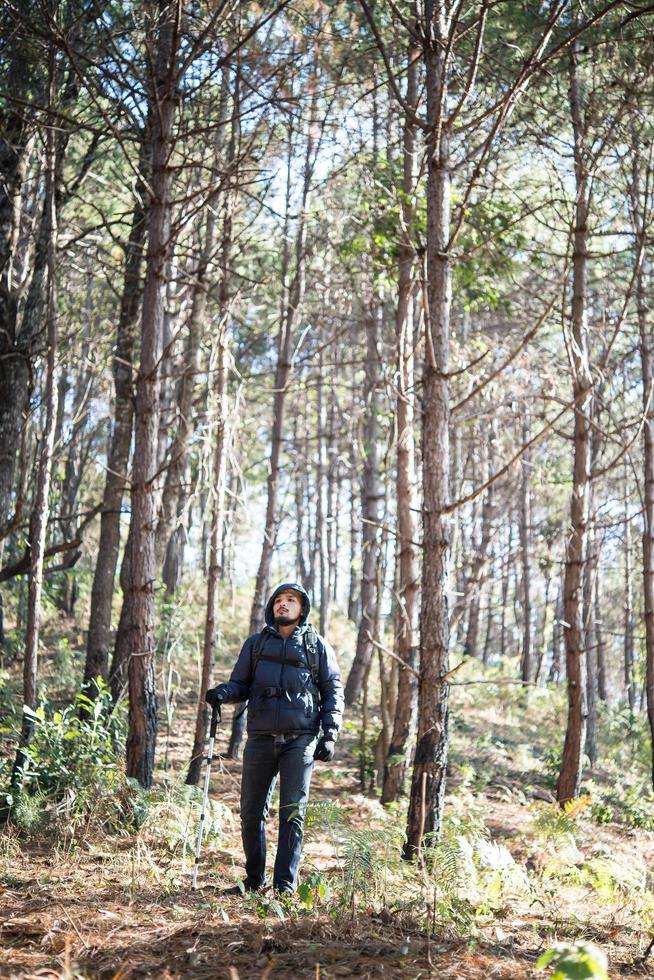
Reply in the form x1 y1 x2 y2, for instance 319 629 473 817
206 582 344 896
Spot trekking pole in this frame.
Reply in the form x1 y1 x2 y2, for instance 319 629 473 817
192 703 220 891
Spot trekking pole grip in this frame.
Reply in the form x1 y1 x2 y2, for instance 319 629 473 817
210 704 220 738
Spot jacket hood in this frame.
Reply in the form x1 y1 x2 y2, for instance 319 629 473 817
265 582 311 629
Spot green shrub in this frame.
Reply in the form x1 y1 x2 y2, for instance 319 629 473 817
537 941 608 979
1 679 144 835
590 784 654 831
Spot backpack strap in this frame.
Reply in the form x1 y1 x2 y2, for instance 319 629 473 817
303 625 321 686
250 628 269 679
250 624 321 686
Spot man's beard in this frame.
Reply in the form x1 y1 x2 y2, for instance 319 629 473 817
275 615 300 627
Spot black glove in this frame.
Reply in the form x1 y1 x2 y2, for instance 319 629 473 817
206 684 229 709
314 735 336 762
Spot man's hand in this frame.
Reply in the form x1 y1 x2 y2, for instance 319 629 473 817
314 735 336 762
206 684 229 709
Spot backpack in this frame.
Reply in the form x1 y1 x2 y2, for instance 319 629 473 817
250 624 321 688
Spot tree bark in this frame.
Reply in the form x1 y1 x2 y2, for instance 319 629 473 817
631 158 654 786
186 64 237 785
83 150 147 692
624 495 636 709
404 0 452 856
187 332 230 784
464 426 495 659
593 534 607 702
348 452 360 622
119 0 180 788
344 299 384 705
12 42 58 784
557 39 592 804
519 418 532 684
154 81 229 574
382 45 419 805
316 350 329 634
584 524 598 767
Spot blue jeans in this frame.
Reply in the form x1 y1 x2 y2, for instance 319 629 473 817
240 733 317 892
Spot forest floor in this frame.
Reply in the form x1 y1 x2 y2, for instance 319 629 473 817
1 615 654 979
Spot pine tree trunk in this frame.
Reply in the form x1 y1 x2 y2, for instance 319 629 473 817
557 40 592 804
482 567 495 666
519 418 532 684
593 538 607 702
548 584 564 685
0 103 33 535
316 352 329 634
534 564 552 685
155 63 229 575
119 0 180 788
404 2 451 855
187 331 229 784
12 47 58 784
344 301 384 705
584 525 598 767
500 523 512 662
348 466 360 622
382 47 420 803
464 426 495 659
83 152 147 692
631 168 654 786
624 498 636 709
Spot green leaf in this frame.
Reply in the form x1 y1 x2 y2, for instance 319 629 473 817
270 899 286 921
297 882 314 909
538 943 608 980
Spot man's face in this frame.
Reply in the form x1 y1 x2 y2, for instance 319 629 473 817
273 591 303 626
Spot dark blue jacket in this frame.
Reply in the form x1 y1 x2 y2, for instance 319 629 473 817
219 583 344 738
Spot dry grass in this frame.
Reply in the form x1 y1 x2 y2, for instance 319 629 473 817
2 650 654 978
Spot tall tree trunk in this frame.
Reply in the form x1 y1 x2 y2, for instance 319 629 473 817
519 418 532 684
344 73 386 706
584 523 598 767
382 45 419 805
186 64 237 785
464 426 495 659
594 559 607 702
624 497 636 709
0 155 29 538
404 1 452 856
316 350 329 634
482 565 495 666
155 70 229 574
500 522 513 662
631 157 654 786
557 39 592 804
325 369 339 617
12 43 58 785
548 584 564 685
187 331 230 784
119 0 180 788
348 453 360 622
83 150 147 692
534 561 552 685
344 300 384 704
